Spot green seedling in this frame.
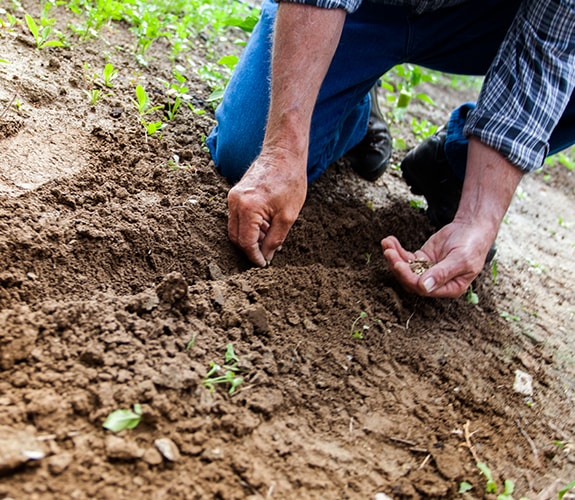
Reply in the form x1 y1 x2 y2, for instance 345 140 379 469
491 258 498 284
477 462 498 494
203 343 244 395
409 198 426 210
500 311 520 322
162 70 189 121
559 480 575 500
475 462 529 500
185 335 196 350
0 58 8 64
85 88 102 106
351 311 369 339
24 13 64 49
381 64 436 121
103 404 142 432
102 63 118 88
132 84 164 137
465 286 479 305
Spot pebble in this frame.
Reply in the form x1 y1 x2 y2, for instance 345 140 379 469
154 438 180 462
142 447 163 466
0 426 45 473
104 435 144 461
513 370 533 396
48 452 72 475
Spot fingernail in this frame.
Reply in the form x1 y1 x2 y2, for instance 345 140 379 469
423 276 436 293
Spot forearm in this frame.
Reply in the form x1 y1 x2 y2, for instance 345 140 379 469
455 137 524 240
263 3 346 163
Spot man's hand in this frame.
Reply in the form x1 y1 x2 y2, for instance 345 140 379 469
226 4 346 267
227 147 307 267
382 137 524 298
381 221 494 298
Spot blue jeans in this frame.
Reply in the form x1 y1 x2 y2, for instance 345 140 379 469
207 0 575 184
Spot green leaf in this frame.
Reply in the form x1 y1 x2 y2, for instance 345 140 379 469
225 343 239 365
559 480 575 500
458 481 473 494
397 89 411 108
103 407 142 432
217 54 239 70
25 14 39 40
477 462 498 493
41 40 64 48
224 14 259 33
415 92 435 106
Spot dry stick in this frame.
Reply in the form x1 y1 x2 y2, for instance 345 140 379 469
516 419 540 468
418 454 432 470
0 81 21 122
463 420 481 464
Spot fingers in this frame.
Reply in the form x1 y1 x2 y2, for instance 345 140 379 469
381 235 479 298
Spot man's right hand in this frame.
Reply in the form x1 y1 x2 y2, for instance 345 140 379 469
227 147 307 267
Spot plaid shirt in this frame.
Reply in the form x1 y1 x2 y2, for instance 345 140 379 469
278 0 575 172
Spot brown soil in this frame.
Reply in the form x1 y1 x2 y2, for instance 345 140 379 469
1 3 574 499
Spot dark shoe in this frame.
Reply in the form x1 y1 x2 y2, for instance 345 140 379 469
401 128 497 263
346 86 392 182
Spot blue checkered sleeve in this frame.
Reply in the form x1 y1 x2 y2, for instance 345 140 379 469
463 0 575 172
275 0 362 13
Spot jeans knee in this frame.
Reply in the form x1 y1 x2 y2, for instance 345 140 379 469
207 124 259 184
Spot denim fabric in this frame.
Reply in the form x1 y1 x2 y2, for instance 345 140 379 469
206 0 575 184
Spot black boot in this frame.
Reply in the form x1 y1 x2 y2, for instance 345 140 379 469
401 128 497 263
346 86 392 182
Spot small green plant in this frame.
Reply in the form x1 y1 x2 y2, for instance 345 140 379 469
185 335 196 350
380 64 436 121
500 310 520 322
132 84 164 136
411 117 438 141
491 258 498 284
85 88 102 106
465 286 479 305
351 311 369 339
162 70 190 121
24 13 64 49
101 63 118 88
203 343 244 395
409 198 426 210
103 404 142 432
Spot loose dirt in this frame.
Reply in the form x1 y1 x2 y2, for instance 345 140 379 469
0 2 574 499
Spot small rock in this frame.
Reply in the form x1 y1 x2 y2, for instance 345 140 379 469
126 291 160 315
0 426 45 473
208 262 225 281
375 493 394 500
105 435 144 461
142 447 163 466
513 370 533 396
47 452 72 475
154 438 180 462
0 306 38 370
244 305 269 335
156 272 189 305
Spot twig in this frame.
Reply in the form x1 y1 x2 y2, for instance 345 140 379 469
463 420 481 463
418 454 431 469
390 436 417 447
0 81 21 122
405 310 416 330
517 419 540 468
